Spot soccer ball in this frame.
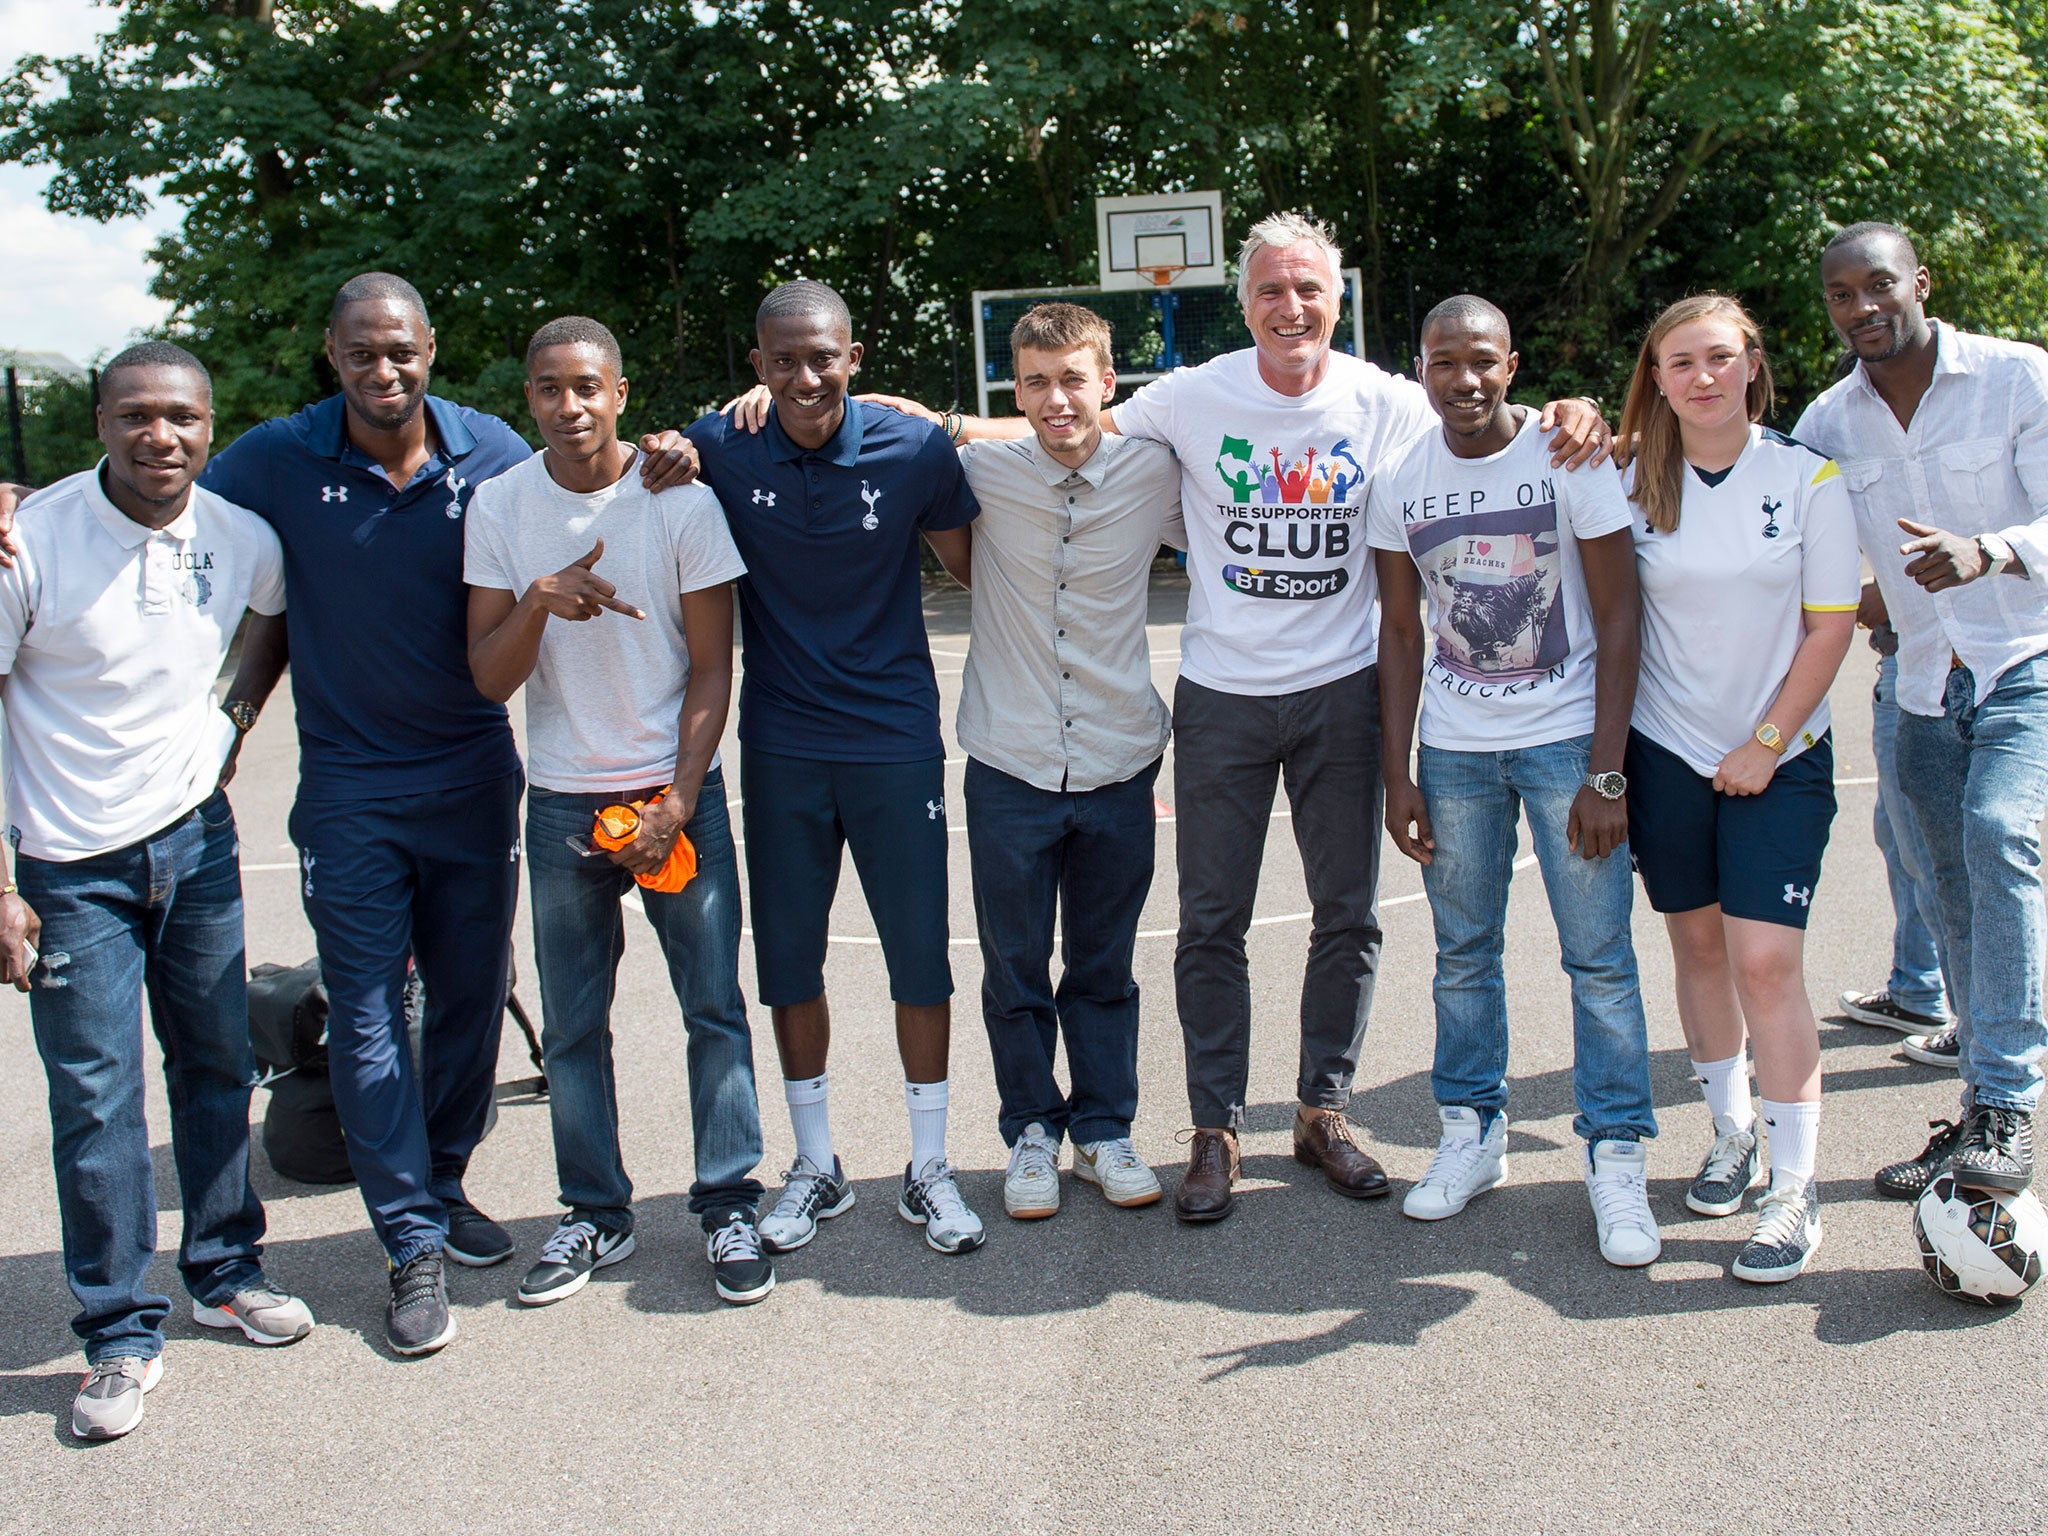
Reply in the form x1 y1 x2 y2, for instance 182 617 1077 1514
1913 1175 2047 1305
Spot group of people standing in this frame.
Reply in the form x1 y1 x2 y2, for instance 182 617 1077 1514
0 211 2038 1445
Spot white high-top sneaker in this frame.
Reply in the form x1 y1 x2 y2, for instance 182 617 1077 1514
1402 1105 1507 1221
1584 1139 1661 1267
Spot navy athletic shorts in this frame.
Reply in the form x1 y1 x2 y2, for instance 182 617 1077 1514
1623 728 1836 930
739 749 952 1007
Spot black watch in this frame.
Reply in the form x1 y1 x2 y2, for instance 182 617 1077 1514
224 700 259 733
1584 770 1626 800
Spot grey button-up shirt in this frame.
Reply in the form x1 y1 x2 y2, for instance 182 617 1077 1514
956 432 1184 792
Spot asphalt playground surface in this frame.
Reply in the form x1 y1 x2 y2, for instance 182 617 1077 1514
1 569 2043 1534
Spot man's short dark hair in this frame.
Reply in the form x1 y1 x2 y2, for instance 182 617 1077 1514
1824 221 1919 269
526 315 623 377
98 340 211 406
329 271 430 327
755 279 851 339
1420 295 1512 348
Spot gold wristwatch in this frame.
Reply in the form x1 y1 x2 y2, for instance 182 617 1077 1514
1754 723 1786 755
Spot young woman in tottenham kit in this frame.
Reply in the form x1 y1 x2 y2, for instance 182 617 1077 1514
1618 295 1859 1282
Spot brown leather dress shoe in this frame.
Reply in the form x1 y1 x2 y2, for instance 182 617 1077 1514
1174 1128 1240 1223
1293 1106 1390 1198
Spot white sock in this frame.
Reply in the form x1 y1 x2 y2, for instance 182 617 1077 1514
1759 1097 1820 1191
1692 1052 1755 1136
906 1079 950 1175
784 1074 834 1172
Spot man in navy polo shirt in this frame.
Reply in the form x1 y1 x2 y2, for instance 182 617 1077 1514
684 280 986 1256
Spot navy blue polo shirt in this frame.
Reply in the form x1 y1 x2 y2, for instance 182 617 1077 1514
685 399 978 761
202 394 529 800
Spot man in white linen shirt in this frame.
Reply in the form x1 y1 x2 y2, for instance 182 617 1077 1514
1795 220 2048 1197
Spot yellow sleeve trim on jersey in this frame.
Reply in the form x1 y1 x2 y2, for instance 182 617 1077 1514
1802 601 1859 612
1811 460 1841 485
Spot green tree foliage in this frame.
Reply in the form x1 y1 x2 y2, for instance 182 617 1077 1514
4 0 2045 465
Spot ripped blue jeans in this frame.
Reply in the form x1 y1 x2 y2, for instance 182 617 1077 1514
15 791 267 1365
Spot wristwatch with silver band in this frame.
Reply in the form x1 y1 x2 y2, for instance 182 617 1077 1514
1583 770 1626 800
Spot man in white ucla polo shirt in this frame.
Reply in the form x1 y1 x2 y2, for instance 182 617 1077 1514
0 343 312 1443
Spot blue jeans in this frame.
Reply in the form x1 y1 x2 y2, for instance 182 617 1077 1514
1871 652 1950 1018
1416 738 1656 1143
1894 656 2048 1112
17 793 267 1365
965 756 1160 1146
526 770 763 1230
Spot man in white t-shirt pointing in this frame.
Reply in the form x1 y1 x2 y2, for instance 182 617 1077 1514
874 212 1612 1221
0 343 313 1441
1368 297 1659 1267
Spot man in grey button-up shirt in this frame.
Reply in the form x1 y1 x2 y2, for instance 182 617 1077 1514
955 303 1185 1221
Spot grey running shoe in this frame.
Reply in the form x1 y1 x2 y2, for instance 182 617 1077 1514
758 1155 856 1253
1875 1118 1965 1200
1901 1025 1962 1071
72 1354 161 1441
192 1281 315 1345
899 1159 986 1254
1685 1127 1762 1217
518 1217 635 1306
386 1251 457 1355
1838 988 1946 1035
1731 1182 1823 1282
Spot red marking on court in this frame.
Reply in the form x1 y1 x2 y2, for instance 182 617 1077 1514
1153 796 1174 819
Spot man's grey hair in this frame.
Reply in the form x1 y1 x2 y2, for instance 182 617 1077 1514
1236 212 1345 309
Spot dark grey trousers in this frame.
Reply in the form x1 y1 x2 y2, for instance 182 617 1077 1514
1172 666 1386 1129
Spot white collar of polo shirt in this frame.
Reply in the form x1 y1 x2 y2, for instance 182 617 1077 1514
82 456 202 547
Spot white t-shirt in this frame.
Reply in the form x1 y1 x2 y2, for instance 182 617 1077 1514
1626 425 1861 776
464 452 747 793
1113 348 1434 695
0 463 286 861
1366 410 1634 751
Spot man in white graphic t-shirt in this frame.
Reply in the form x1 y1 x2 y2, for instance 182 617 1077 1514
1367 296 1660 1268
860 212 1612 1222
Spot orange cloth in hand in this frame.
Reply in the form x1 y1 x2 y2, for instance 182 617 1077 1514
589 790 697 892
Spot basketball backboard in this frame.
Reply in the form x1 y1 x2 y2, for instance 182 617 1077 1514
1095 191 1227 291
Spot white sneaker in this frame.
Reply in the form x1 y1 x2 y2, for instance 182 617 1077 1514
758 1154 856 1253
1584 1138 1661 1267
1073 1137 1163 1208
1003 1123 1062 1219
899 1159 986 1253
1403 1106 1507 1221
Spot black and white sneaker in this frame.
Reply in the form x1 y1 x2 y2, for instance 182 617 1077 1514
1685 1127 1762 1217
1874 1118 1966 1200
1730 1182 1823 1283
706 1211 775 1305
758 1155 856 1253
442 1195 514 1267
386 1251 457 1356
1901 1025 1961 1071
898 1159 985 1254
1949 1106 2035 1194
517 1217 635 1306
1838 988 1946 1035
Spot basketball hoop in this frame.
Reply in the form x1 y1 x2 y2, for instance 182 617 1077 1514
1135 263 1188 289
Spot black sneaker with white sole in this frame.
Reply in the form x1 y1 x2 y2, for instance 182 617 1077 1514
706 1210 775 1305
1901 1025 1961 1071
442 1196 514 1267
1838 988 1946 1035
518 1217 635 1306
1949 1106 2035 1194
386 1251 457 1356
1874 1118 1966 1200
1685 1127 1762 1217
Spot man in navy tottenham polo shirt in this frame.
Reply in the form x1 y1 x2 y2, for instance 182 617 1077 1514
684 280 986 1256
194 273 701 1354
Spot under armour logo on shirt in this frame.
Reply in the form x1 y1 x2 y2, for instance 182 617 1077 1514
926 798 943 820
321 486 348 503
1783 883 1811 907
860 479 883 530
751 489 776 507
